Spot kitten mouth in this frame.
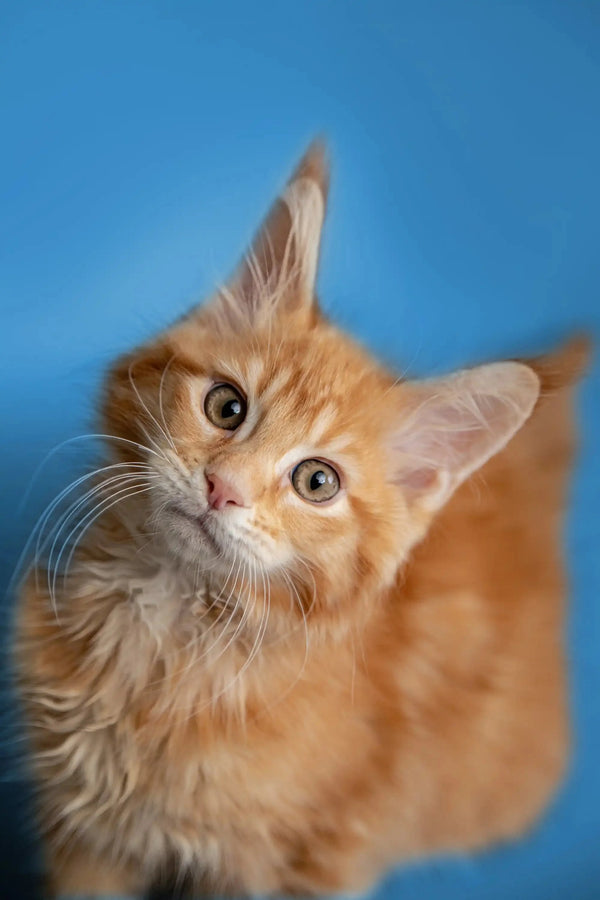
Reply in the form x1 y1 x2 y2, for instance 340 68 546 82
169 505 222 554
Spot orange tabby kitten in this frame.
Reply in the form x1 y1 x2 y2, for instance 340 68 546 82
15 143 588 898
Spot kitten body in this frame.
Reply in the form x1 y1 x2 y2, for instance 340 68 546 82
15 145 588 897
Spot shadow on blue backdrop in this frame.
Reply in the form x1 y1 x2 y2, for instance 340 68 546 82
1 2 598 898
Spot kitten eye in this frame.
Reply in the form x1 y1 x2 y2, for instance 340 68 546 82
291 459 340 503
204 383 247 431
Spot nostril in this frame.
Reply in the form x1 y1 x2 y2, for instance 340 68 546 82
205 472 217 505
205 471 246 510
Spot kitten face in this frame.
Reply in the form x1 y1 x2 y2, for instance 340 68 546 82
104 316 412 618
101 142 539 628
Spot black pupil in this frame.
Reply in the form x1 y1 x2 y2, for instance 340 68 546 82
222 398 241 418
310 470 327 491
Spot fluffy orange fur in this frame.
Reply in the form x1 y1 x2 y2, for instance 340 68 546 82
15 143 589 897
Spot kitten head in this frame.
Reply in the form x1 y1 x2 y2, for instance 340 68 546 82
102 142 539 631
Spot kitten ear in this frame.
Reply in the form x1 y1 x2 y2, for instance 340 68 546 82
212 140 328 327
389 362 540 512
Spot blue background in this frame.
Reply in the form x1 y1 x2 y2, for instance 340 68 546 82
1 1 598 897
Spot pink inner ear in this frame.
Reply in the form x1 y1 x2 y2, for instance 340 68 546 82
399 467 439 492
391 392 514 497
390 362 539 507
393 398 483 474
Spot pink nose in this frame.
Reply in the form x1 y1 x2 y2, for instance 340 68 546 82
205 471 246 511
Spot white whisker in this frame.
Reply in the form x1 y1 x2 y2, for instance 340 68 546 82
128 361 175 457
158 355 177 451
47 481 156 620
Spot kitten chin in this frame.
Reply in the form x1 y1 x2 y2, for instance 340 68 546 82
162 503 224 562
15 141 589 898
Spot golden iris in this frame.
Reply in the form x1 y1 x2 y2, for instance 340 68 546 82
292 459 340 503
204 384 246 430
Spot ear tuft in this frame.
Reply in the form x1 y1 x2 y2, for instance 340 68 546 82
290 138 330 203
279 175 325 302
207 140 329 330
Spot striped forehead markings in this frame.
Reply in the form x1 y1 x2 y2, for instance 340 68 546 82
259 368 295 405
306 404 338 445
